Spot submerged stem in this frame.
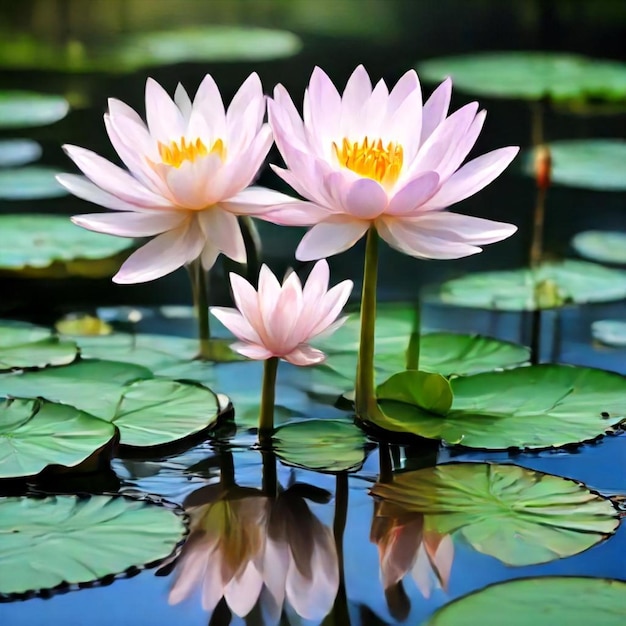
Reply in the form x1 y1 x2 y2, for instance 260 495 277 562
529 186 547 269
355 227 382 420
258 357 279 446
188 258 211 359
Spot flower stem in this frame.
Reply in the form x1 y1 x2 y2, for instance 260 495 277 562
188 258 211 359
355 227 382 420
405 301 421 370
258 357 279 446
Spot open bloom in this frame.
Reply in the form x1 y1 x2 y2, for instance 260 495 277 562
57 74 292 283
211 260 352 366
266 65 519 261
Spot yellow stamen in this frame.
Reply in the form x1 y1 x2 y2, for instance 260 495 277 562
158 137 226 168
333 137 403 187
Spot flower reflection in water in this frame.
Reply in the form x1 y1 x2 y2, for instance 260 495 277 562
165 452 338 622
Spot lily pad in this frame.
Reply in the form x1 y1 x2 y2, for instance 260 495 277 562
376 364 626 449
531 140 626 191
592 320 626 348
426 577 626 626
273 419 370 473
0 493 187 598
0 167 67 200
0 320 78 370
0 214 133 278
437 260 626 311
0 27 301 73
572 230 626 264
0 90 69 128
371 463 618 567
377 370 453 416
0 139 41 167
417 52 626 102
0 397 115 479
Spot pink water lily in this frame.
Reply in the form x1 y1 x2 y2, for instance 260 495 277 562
266 65 519 261
211 260 352 366
57 73 293 283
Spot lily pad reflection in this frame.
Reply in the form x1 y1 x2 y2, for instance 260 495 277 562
0 90 69 128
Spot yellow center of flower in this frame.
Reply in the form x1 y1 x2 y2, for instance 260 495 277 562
158 137 226 168
333 137 403 186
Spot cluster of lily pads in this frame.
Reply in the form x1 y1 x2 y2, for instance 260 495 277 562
1 42 626 624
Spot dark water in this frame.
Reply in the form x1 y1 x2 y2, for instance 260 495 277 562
1 1 626 624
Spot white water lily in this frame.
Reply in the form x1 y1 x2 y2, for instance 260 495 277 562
58 73 292 283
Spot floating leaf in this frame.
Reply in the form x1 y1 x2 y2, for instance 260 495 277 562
0 359 153 420
0 214 133 278
572 230 626 264
524 140 626 192
273 419 369 473
592 320 626 348
426 577 626 626
417 52 626 101
0 27 300 73
0 397 115 479
0 167 67 200
377 370 453 416
104 378 221 449
438 260 626 311
376 364 626 449
372 463 618 567
0 320 78 370
55 314 113 336
0 139 41 167
0 493 187 598
0 90 69 128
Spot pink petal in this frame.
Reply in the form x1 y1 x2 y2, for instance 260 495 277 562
386 172 440 216
200 241 220 270
361 79 390 138
220 186 304 216
340 65 373 136
387 69 420 116
383 86 423 159
302 259 330 307
230 273 263 328
283 344 326 366
223 560 264 617
210 307 262 345
268 85 308 152
266 271 304 351
71 211 186 237
165 153 223 209
304 67 341 153
423 146 520 210
145 78 186 143
107 98 145 127
193 74 226 138
174 83 193 120
420 78 453 144
413 212 517 244
63 145 170 208
113 223 205 284
256 198 332 227
377 217 482 260
308 280 353 337
343 178 388 219
226 75 265 156
198 209 246 263
231 342 274 361
56 174 147 212
295 218 370 261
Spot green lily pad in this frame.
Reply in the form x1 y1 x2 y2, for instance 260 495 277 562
417 52 626 102
0 493 187 598
0 214 133 278
0 167 67 200
0 27 301 73
0 397 115 479
0 139 41 167
572 230 626 264
273 419 369 473
371 463 618 567
437 260 626 311
377 370 453 416
521 140 626 192
0 320 78 370
0 359 153 420
0 90 69 128
426 577 626 626
376 364 626 449
592 320 626 348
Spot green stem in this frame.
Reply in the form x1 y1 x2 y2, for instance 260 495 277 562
258 357 279 446
188 258 211 359
378 442 394 484
355 228 381 420
405 301 421 370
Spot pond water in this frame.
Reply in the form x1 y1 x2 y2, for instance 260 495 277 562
1 1 626 625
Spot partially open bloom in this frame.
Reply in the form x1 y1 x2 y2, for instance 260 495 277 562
211 260 352 366
57 74 292 283
266 65 519 261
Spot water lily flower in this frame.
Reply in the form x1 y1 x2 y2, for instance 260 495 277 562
265 66 519 418
57 73 293 284
211 260 352 437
